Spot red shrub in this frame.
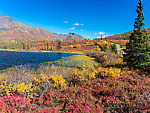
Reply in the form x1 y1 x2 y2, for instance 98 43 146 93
33 87 103 113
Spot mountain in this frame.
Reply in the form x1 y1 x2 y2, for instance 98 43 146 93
54 32 85 40
105 28 150 40
0 15 60 41
0 15 85 41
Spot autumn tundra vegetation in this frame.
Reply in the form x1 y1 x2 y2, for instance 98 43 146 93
0 0 149 112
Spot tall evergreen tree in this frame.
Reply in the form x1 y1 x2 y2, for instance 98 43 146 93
123 0 150 69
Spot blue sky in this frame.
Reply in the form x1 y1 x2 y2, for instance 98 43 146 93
0 0 150 39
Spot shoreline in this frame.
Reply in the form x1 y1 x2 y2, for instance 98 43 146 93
0 49 84 54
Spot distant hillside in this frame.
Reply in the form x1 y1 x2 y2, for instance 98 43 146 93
0 15 85 41
54 33 85 40
104 28 150 40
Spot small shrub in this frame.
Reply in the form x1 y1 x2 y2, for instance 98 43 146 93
69 45 73 48
76 44 81 48
96 67 121 78
68 42 72 45
103 44 108 51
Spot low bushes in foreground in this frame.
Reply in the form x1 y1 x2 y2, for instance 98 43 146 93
0 64 149 112
0 95 54 112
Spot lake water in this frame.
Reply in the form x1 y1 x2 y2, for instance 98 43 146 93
0 51 78 70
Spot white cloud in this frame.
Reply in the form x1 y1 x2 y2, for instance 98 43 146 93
74 23 84 26
95 33 97 35
64 21 68 23
98 32 104 35
70 27 75 30
74 23 80 26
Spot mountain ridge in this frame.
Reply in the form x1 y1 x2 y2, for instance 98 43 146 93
105 28 150 40
0 15 85 41
54 32 85 41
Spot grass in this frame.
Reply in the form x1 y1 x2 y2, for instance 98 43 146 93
57 54 99 69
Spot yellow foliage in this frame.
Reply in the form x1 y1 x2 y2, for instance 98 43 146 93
0 80 35 97
114 58 124 65
33 74 66 88
71 68 97 82
120 54 123 58
104 55 108 59
69 45 74 48
98 67 121 78
96 46 101 51
49 75 66 87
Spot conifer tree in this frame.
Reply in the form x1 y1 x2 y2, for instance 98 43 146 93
22 42 25 49
50 46 53 51
27 41 30 50
124 0 150 69
57 41 62 49
47 42 49 50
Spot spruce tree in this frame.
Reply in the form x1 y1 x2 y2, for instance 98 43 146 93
57 41 62 49
123 0 150 69
47 42 49 50
27 41 30 50
22 42 25 49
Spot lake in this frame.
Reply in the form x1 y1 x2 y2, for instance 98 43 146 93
0 51 78 70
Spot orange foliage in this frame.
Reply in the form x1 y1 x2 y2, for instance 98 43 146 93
76 44 81 48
